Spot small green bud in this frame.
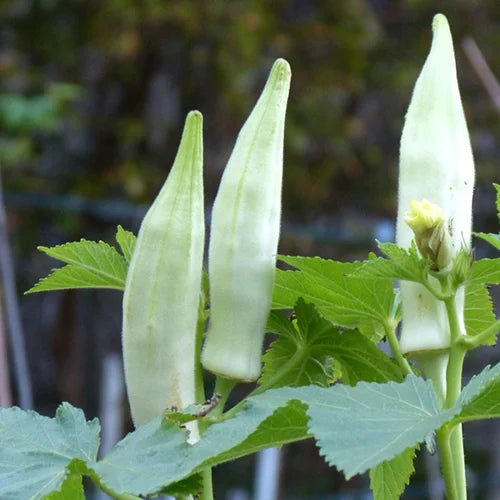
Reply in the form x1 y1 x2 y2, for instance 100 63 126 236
450 247 473 288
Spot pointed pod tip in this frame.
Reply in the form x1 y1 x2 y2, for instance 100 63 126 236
431 13 452 45
432 13 449 29
186 109 203 124
184 110 203 140
269 58 291 90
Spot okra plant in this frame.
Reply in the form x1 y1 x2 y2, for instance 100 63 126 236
2 13 500 500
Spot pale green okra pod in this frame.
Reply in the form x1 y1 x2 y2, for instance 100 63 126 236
396 14 475 355
202 59 291 381
122 111 204 432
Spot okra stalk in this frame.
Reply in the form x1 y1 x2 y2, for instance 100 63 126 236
122 111 204 432
202 59 291 381
396 14 475 355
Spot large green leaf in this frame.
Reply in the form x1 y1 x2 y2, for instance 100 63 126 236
369 446 418 500
7 365 500 499
288 377 447 478
0 403 99 500
93 400 310 497
272 256 395 341
26 239 128 292
94 375 450 494
262 300 403 388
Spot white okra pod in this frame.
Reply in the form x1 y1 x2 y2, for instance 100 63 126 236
396 14 475 355
202 59 291 381
122 111 204 430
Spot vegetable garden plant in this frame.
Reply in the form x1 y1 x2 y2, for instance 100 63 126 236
2 13 500 500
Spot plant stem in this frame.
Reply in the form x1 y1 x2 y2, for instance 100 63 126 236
437 426 458 500
200 468 214 500
213 375 237 416
194 303 216 500
442 295 468 500
384 321 413 375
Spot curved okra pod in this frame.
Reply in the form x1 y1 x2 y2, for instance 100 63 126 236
122 111 204 431
396 14 475 355
202 59 291 381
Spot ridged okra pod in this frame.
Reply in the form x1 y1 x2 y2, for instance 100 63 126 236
396 14 475 355
122 111 204 428
202 59 291 381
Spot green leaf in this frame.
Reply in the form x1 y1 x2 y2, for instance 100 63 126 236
474 232 500 252
115 225 136 262
94 376 451 494
272 256 395 341
355 241 431 284
284 376 449 478
263 299 403 387
464 283 497 344
328 330 404 385
261 301 336 387
26 239 128 293
369 446 418 500
93 400 310 497
453 362 500 422
469 258 500 285
0 403 100 500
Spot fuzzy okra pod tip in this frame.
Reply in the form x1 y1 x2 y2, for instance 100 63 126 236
202 59 291 382
122 111 204 432
396 14 475 355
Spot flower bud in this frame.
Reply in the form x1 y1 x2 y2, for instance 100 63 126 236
405 199 453 270
396 14 475 354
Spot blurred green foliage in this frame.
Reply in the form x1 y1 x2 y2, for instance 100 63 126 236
2 0 499 226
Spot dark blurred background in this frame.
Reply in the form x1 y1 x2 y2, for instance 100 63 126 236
1 0 500 498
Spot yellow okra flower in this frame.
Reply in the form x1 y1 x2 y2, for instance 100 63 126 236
202 59 291 381
396 14 475 355
122 111 204 431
